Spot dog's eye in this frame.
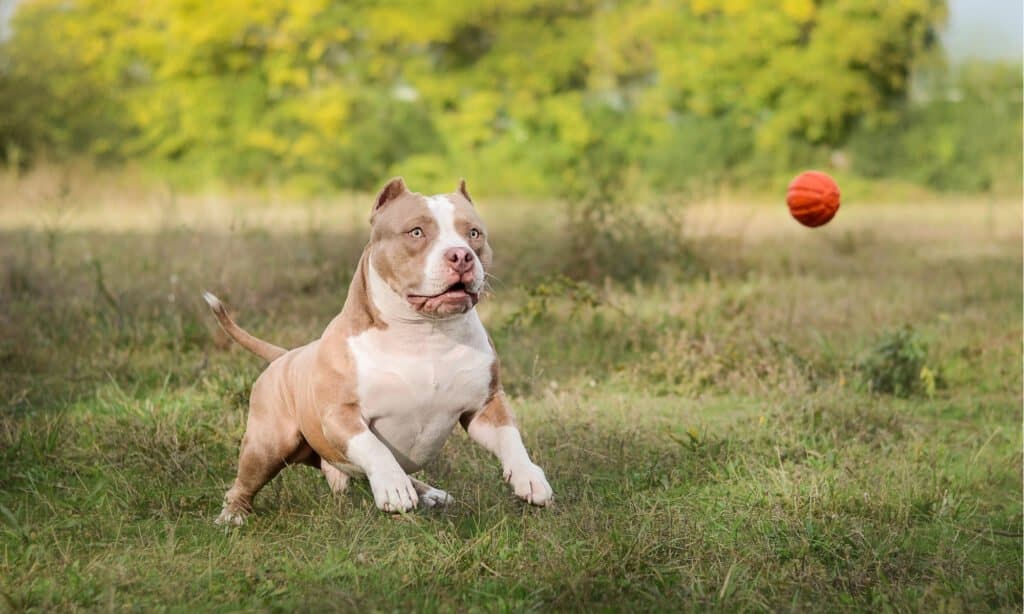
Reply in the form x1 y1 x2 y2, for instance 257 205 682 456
409 227 424 238
469 228 481 240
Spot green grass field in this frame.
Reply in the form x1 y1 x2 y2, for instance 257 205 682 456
1 185 1021 611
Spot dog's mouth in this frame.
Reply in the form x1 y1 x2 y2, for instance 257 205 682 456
407 281 479 308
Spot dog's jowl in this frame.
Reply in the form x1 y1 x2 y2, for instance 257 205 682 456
204 178 553 525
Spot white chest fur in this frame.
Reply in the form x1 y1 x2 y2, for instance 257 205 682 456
347 314 493 472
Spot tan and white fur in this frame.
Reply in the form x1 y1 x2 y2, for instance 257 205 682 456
204 178 552 525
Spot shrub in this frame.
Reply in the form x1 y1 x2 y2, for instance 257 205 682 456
856 326 934 397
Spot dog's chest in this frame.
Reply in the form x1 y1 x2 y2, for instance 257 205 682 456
347 320 493 471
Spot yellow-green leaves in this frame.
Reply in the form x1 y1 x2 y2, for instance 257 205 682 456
1 0 948 192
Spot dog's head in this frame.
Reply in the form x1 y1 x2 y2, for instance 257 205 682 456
368 177 492 318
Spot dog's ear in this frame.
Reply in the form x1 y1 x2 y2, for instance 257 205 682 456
373 177 408 215
457 178 473 204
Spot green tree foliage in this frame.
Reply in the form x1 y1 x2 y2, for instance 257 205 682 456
848 61 1023 192
0 1 128 164
3 0 1004 194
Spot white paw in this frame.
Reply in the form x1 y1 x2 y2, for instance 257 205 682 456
503 463 553 506
368 471 419 513
215 507 246 526
418 487 454 508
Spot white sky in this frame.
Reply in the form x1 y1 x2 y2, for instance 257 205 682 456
943 0 1023 61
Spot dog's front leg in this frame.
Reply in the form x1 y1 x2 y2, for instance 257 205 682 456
461 391 553 506
322 406 418 513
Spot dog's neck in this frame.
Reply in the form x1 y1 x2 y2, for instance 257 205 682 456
325 247 481 350
363 255 422 325
364 251 478 336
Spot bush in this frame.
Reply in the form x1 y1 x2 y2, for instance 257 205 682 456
856 326 935 397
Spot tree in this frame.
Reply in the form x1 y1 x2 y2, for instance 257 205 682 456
1 0 949 192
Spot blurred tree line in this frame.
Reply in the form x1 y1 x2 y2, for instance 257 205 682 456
0 0 1019 195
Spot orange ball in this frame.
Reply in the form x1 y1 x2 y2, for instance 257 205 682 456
786 171 840 227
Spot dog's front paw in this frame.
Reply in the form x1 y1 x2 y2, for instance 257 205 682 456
503 462 553 506
368 471 419 513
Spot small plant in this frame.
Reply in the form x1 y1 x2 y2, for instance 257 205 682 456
856 325 935 397
500 274 602 331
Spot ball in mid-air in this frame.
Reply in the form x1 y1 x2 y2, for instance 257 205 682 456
786 171 840 227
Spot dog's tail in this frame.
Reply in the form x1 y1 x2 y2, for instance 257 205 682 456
202 292 288 362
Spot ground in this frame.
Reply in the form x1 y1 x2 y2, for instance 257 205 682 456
0 181 1020 611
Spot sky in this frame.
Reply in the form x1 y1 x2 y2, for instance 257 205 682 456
0 0 1022 61
943 0 1023 61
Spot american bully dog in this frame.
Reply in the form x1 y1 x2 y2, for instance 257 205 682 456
204 178 552 525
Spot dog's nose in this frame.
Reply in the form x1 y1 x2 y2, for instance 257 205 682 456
444 247 475 273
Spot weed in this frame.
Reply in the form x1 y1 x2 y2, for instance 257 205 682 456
499 274 603 331
856 326 937 397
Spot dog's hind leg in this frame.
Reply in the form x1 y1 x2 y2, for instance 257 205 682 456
216 378 304 526
216 435 290 526
409 476 454 508
216 428 307 526
321 462 351 494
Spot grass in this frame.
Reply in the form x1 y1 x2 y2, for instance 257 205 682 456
0 180 1021 611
